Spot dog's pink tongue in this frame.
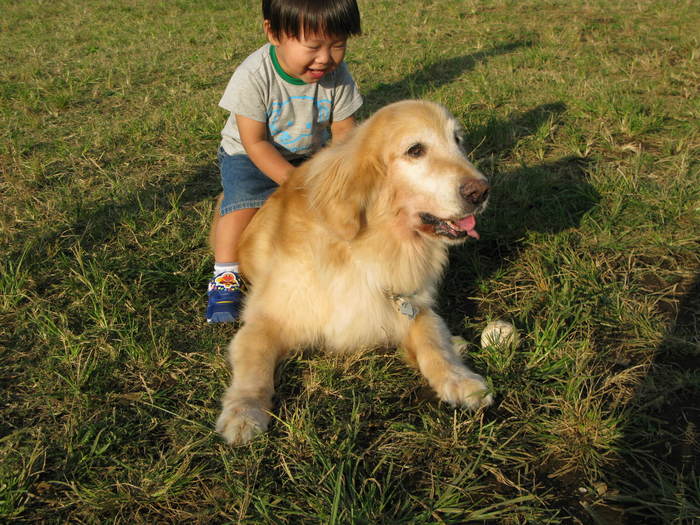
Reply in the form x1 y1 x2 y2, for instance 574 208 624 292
456 215 480 239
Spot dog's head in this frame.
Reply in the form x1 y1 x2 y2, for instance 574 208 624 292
304 100 489 243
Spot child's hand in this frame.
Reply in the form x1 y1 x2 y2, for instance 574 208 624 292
330 116 356 143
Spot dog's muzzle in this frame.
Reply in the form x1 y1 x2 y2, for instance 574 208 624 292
419 178 490 240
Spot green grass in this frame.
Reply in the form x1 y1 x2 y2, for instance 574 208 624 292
2 0 699 522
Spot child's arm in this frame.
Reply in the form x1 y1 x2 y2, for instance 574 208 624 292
236 114 295 185
330 116 356 144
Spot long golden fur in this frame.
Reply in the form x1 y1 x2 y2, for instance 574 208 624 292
215 100 494 445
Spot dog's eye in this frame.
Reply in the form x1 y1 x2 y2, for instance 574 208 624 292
454 132 463 145
406 143 426 158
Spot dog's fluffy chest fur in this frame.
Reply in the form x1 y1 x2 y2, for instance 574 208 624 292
314 237 446 352
242 212 448 353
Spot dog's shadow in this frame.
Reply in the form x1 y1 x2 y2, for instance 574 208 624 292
438 103 600 330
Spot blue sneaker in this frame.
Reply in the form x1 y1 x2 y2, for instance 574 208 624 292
206 271 243 323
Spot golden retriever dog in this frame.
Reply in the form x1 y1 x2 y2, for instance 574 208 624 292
215 100 493 445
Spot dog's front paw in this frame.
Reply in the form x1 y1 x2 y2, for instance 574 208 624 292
434 370 493 410
216 404 269 445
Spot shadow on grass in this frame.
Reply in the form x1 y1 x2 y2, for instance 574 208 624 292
464 101 567 156
10 162 220 273
438 102 599 327
603 272 700 521
358 39 534 116
647 273 700 469
2 160 222 387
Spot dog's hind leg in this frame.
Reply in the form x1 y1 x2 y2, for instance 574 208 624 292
403 310 493 410
216 318 286 445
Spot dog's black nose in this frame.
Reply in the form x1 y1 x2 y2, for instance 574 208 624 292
460 179 490 205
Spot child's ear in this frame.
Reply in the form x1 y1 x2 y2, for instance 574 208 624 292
263 20 280 46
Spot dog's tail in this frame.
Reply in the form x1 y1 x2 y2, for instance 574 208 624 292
209 193 224 251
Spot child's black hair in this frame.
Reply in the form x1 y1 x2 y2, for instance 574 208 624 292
263 0 361 40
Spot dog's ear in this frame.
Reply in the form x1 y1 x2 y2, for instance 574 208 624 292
304 136 382 241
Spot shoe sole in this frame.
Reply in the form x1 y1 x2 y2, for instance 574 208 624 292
207 311 237 323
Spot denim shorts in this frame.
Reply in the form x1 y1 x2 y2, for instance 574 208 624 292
218 147 279 215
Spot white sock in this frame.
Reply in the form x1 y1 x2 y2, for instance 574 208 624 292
214 262 239 276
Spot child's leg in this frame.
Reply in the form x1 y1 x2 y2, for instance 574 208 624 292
207 208 258 323
214 207 258 264
208 149 278 323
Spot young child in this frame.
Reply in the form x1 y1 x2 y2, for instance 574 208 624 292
207 0 363 323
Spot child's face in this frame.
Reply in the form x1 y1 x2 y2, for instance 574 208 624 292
265 23 347 84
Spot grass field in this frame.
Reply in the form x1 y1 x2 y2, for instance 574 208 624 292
2 0 699 522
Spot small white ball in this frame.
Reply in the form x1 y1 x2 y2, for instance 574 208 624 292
481 320 519 349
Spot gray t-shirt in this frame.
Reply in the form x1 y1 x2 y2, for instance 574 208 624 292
219 43 363 160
